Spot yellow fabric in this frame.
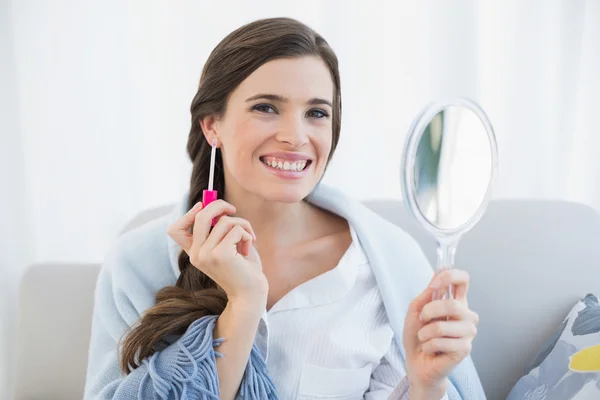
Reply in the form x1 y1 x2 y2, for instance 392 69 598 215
569 344 600 372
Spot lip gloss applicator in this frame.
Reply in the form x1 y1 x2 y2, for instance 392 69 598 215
202 138 218 225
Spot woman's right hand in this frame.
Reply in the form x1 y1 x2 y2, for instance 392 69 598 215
167 200 269 305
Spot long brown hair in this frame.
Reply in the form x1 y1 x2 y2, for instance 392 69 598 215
120 17 342 373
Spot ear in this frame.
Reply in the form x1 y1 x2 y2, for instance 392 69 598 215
199 115 220 147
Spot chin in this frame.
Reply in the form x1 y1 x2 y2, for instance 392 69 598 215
254 183 314 204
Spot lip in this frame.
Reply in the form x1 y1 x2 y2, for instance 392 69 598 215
259 152 313 162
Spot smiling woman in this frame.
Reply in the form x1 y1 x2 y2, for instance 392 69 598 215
83 17 484 400
203 56 335 202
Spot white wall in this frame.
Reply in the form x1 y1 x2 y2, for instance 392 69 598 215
1 0 32 397
5 0 599 265
1 0 599 397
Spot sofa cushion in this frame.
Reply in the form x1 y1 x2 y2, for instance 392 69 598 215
507 293 600 399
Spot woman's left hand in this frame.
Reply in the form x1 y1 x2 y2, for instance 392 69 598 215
402 269 479 396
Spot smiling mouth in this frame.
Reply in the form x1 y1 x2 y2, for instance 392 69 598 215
260 156 312 172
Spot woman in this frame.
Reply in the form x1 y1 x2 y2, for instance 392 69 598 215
84 17 484 400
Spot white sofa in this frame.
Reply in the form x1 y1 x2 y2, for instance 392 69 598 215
14 199 600 400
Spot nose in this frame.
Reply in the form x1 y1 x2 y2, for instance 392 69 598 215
275 115 309 148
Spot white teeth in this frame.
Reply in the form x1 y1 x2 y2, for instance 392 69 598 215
262 158 309 171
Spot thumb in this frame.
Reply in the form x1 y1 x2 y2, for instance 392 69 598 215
247 244 262 266
404 274 437 351
409 273 437 315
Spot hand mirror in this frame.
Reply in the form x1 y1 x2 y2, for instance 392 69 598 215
400 97 498 300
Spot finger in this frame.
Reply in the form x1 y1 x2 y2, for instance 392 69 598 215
418 320 477 342
166 201 204 252
408 274 438 315
239 232 253 257
431 269 470 301
213 225 253 258
403 274 439 352
421 337 473 359
471 310 480 326
203 216 256 250
191 200 236 247
420 299 472 323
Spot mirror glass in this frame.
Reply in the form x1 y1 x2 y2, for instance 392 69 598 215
412 105 494 231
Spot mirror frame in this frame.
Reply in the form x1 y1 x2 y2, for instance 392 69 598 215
400 97 499 241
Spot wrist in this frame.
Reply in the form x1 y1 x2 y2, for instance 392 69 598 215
227 294 266 316
408 379 447 400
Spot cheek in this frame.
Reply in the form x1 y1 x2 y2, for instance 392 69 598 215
313 129 333 163
221 119 270 179
227 119 265 157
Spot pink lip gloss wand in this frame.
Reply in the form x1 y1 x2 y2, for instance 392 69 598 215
202 138 218 225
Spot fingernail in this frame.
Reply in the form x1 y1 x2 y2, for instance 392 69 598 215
430 279 441 289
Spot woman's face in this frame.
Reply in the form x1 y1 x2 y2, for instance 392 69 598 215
206 56 334 203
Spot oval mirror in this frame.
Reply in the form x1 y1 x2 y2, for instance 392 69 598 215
401 97 498 300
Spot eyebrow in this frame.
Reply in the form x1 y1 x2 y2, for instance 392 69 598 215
245 93 333 108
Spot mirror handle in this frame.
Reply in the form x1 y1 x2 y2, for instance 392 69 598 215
433 239 458 301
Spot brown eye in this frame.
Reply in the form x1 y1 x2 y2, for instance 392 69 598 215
253 104 277 114
307 109 329 119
